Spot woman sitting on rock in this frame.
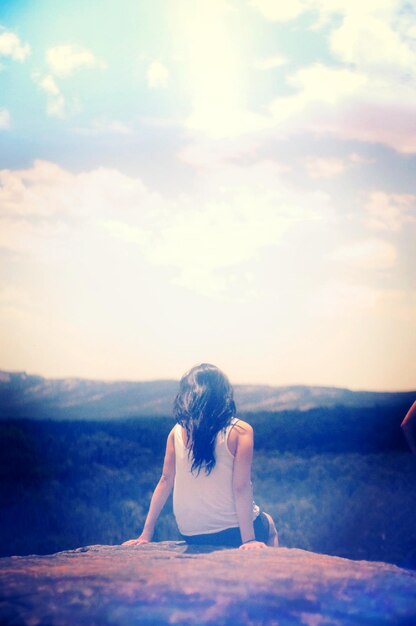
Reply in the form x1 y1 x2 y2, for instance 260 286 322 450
123 363 278 550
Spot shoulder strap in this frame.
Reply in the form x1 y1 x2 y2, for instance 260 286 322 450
219 417 239 442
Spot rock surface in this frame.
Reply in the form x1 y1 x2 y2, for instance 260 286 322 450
1 542 416 625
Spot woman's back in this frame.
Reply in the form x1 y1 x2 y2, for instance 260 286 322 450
122 364 278 549
173 417 260 535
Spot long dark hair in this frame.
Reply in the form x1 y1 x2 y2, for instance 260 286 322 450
173 363 236 476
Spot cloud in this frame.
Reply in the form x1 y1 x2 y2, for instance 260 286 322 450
309 282 381 317
270 64 367 124
0 284 35 323
74 118 132 135
0 29 30 61
32 73 65 117
330 238 397 270
33 45 105 117
305 157 346 179
147 61 169 89
46 44 106 77
99 174 318 298
249 0 305 22
252 55 287 70
309 101 416 154
304 153 373 179
289 64 367 104
250 0 416 82
0 217 69 254
0 160 150 219
265 61 416 153
245 1 416 154
177 135 291 172
0 160 74 217
0 108 10 129
348 153 375 165
329 8 416 76
186 107 270 140
308 282 408 319
165 0 416 153
0 159 330 300
250 0 414 77
365 192 416 232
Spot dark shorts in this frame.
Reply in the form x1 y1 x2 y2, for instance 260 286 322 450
179 511 270 547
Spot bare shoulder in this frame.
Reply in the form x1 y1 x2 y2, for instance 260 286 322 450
233 419 253 436
228 418 253 456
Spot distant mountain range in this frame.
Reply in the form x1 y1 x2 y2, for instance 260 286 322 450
0 370 414 420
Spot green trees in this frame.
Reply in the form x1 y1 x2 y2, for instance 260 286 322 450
0 408 415 568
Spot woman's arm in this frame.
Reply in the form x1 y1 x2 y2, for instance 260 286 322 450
122 428 176 545
401 401 416 454
232 421 266 550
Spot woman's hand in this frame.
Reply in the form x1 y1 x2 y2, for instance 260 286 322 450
239 540 267 550
122 534 151 546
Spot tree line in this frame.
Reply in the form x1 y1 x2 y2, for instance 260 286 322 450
0 404 415 569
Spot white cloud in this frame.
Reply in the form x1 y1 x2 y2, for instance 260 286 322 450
365 192 416 232
256 63 368 141
0 284 35 323
329 9 416 76
309 279 415 334
252 55 287 70
309 282 380 317
74 118 132 135
249 0 305 22
348 153 375 165
0 160 73 217
305 157 346 179
290 64 367 103
32 73 65 117
147 61 169 89
1 159 413 387
331 238 397 270
304 153 373 179
0 108 10 129
100 186 308 298
0 217 69 254
310 101 416 154
0 160 150 219
245 0 416 154
0 29 30 61
175 1 409 148
272 64 367 119
187 107 270 140
0 159 330 299
46 44 106 77
178 136 292 171
265 60 416 153
250 0 416 77
34 45 105 117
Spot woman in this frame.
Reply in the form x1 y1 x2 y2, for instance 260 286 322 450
123 363 278 550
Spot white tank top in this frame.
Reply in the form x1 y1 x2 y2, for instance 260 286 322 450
173 417 260 535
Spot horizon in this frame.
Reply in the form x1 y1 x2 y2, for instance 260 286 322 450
1 366 415 395
1 1 415 392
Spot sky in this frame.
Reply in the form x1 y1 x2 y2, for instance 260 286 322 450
0 0 415 391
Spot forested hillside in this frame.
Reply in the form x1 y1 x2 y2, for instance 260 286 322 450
1 403 415 569
1 370 414 419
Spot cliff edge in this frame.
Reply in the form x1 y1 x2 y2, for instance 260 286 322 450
1 542 416 625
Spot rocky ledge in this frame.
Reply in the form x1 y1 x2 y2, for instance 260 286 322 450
1 542 416 625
